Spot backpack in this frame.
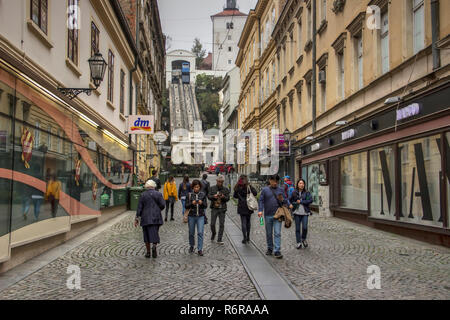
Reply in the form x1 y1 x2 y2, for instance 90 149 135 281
287 185 295 199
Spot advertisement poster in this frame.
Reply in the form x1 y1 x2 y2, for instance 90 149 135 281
276 134 290 156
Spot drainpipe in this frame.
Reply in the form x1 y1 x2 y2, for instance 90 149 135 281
129 0 140 179
431 0 440 70
311 0 317 134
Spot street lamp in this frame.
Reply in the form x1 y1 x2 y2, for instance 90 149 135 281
58 52 108 99
283 128 292 143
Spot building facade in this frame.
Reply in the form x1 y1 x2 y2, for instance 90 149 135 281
0 0 164 272
212 0 248 72
241 0 449 245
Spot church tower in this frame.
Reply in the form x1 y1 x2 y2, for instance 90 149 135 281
211 1 247 72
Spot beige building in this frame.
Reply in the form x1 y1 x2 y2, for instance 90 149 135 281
237 0 450 245
0 0 164 272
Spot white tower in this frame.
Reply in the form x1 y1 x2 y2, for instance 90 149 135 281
211 0 247 72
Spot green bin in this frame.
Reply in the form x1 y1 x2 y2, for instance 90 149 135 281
113 188 128 206
129 187 145 211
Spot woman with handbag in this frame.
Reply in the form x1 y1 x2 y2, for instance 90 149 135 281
289 179 313 249
185 180 208 256
233 175 257 244
163 176 178 221
134 180 165 258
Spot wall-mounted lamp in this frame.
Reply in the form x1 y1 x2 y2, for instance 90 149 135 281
384 96 402 105
335 120 348 126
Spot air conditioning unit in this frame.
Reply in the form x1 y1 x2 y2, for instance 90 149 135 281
318 70 326 84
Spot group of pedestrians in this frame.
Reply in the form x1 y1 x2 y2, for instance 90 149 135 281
134 172 313 260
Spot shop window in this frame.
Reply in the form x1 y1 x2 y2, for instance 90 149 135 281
307 164 319 206
399 135 442 227
0 96 13 238
340 152 368 210
370 146 396 220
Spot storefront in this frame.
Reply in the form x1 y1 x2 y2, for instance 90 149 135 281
297 83 450 246
0 57 133 263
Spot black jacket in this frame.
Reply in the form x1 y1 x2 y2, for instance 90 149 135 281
200 179 210 195
208 185 230 210
136 189 165 226
289 190 313 214
233 185 257 216
185 191 208 217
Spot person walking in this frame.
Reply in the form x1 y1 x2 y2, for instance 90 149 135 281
200 173 210 195
150 169 161 191
233 175 257 244
45 174 62 218
163 176 178 221
258 175 290 259
208 175 230 244
185 180 208 256
289 179 313 249
134 180 165 258
178 175 191 216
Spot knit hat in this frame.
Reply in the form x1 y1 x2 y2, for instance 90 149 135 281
145 179 157 189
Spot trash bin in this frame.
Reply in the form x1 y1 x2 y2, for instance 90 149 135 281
113 188 128 206
129 187 145 211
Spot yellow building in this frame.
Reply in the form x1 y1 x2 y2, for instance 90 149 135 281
255 0 450 245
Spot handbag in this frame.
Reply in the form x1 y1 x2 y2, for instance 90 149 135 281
246 186 258 211
270 188 292 229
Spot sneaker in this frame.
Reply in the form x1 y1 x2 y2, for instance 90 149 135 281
274 252 283 259
198 250 204 256
164 218 168 222
170 218 175 221
242 239 247 244
152 247 157 258
145 252 151 258
302 240 308 248
265 249 273 256
217 240 224 245
189 246 194 253
296 243 302 249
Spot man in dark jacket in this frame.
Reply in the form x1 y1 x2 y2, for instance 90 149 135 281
134 180 165 258
207 175 230 244
150 169 161 191
258 175 290 259
200 174 210 195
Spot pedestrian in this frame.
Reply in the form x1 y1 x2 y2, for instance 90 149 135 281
150 169 161 191
134 179 165 258
163 176 178 221
200 173 210 195
45 174 61 218
178 175 191 216
185 180 208 256
289 179 313 249
258 175 290 259
208 175 230 244
233 175 257 244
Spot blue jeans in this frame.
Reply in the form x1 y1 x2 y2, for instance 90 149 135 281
264 215 282 253
181 198 186 215
294 215 309 243
23 198 43 219
188 216 205 251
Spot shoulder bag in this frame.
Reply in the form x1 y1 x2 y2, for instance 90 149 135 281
246 186 258 211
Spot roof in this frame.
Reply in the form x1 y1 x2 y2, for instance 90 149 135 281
211 9 247 18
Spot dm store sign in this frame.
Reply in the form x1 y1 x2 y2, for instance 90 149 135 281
128 115 154 135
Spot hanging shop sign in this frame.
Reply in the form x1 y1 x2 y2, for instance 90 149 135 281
128 115 154 135
21 127 34 169
153 131 168 143
311 143 321 152
277 134 291 156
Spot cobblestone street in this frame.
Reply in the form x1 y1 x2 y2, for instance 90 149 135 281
0 176 449 300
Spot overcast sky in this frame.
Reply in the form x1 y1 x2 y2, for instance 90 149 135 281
157 0 258 53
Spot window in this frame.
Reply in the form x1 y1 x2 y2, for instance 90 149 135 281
34 121 40 148
296 89 302 125
337 51 345 100
370 146 396 220
67 0 79 65
307 5 312 41
91 22 100 57
228 47 232 52
380 11 389 74
226 22 234 29
413 0 425 53
355 36 363 90
341 152 368 210
307 164 320 205
289 33 294 67
228 60 232 64
321 0 327 22
228 35 232 40
31 0 48 34
120 70 125 115
297 21 303 56
399 135 442 227
320 71 326 112
47 124 52 149
57 129 62 153
271 61 276 90
108 50 114 102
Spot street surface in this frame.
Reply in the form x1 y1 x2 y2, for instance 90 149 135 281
0 176 449 300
